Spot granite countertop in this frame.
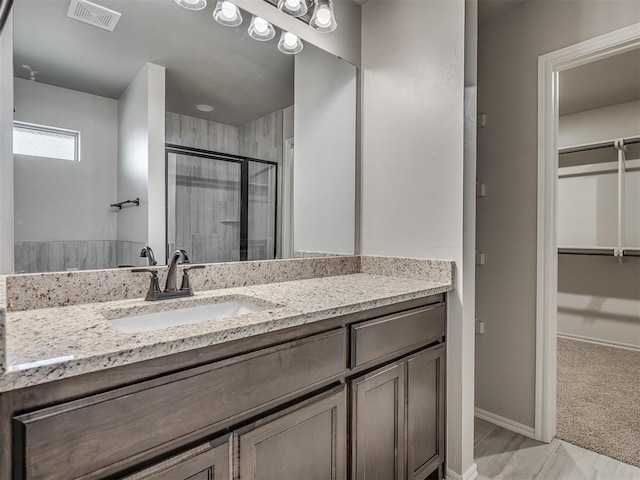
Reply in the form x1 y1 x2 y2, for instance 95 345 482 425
1 272 453 392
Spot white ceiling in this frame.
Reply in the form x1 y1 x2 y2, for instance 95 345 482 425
13 0 295 126
559 48 640 116
478 0 529 25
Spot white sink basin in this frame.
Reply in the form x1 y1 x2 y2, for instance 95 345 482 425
108 300 269 333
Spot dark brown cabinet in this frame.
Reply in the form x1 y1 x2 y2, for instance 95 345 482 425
352 361 406 480
351 345 445 480
406 347 445 480
237 388 346 480
4 296 446 480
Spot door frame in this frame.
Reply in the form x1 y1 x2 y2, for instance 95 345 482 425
535 22 640 443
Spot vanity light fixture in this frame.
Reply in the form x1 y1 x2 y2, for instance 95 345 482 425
277 0 308 17
213 0 243 27
277 31 303 54
248 16 276 41
174 0 207 11
310 0 336 32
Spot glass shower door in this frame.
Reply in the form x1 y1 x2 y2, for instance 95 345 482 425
167 151 242 264
247 161 277 261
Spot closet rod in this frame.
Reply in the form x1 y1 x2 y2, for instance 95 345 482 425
559 136 640 155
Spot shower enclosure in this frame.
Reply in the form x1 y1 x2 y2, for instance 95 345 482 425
166 145 278 264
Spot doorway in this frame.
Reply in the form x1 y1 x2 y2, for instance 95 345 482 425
536 22 640 460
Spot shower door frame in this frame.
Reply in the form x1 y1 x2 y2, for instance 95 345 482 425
165 144 279 264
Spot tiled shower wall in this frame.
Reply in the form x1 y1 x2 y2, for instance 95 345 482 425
165 110 284 162
14 240 148 273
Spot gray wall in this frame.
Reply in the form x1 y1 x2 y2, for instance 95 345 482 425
13 78 119 272
13 78 118 242
360 0 473 477
294 44 356 255
0 13 13 274
476 0 640 429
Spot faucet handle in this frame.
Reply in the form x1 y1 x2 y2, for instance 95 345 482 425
131 268 159 276
132 268 162 300
182 264 204 272
179 265 204 292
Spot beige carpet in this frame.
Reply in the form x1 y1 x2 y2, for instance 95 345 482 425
557 337 640 467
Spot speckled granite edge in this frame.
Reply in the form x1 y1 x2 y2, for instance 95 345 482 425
360 255 453 284
1 279 453 391
5 256 361 312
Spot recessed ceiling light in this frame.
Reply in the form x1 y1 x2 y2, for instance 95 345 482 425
196 104 214 112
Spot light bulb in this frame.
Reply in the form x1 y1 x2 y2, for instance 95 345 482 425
248 16 275 41
310 0 336 32
277 0 307 17
221 1 236 19
175 0 207 10
315 7 331 26
284 32 297 47
213 0 243 27
278 31 303 54
254 17 268 33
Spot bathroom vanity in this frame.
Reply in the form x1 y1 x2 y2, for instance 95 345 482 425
0 257 451 480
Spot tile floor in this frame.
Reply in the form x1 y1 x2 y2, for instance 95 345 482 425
474 418 640 480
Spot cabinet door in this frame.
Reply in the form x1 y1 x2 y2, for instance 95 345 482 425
122 437 230 480
237 388 346 480
352 361 406 480
407 346 444 480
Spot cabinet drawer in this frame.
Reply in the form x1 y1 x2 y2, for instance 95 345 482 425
351 304 444 368
14 329 345 480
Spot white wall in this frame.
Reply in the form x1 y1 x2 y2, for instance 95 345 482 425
13 78 118 242
559 100 640 147
147 64 167 262
234 0 361 67
476 0 640 430
117 63 165 259
0 13 13 274
294 45 356 255
558 255 640 349
360 1 473 478
558 100 640 248
557 100 640 349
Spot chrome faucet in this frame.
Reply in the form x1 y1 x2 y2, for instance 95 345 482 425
139 246 157 266
165 249 190 292
132 249 204 301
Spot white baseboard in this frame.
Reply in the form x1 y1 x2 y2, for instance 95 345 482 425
446 463 478 480
475 407 535 439
558 333 640 351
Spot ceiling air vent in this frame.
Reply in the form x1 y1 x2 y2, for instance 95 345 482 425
66 0 122 32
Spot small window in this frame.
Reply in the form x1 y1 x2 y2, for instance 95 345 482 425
13 122 80 161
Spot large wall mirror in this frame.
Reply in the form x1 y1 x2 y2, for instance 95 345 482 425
10 0 356 273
